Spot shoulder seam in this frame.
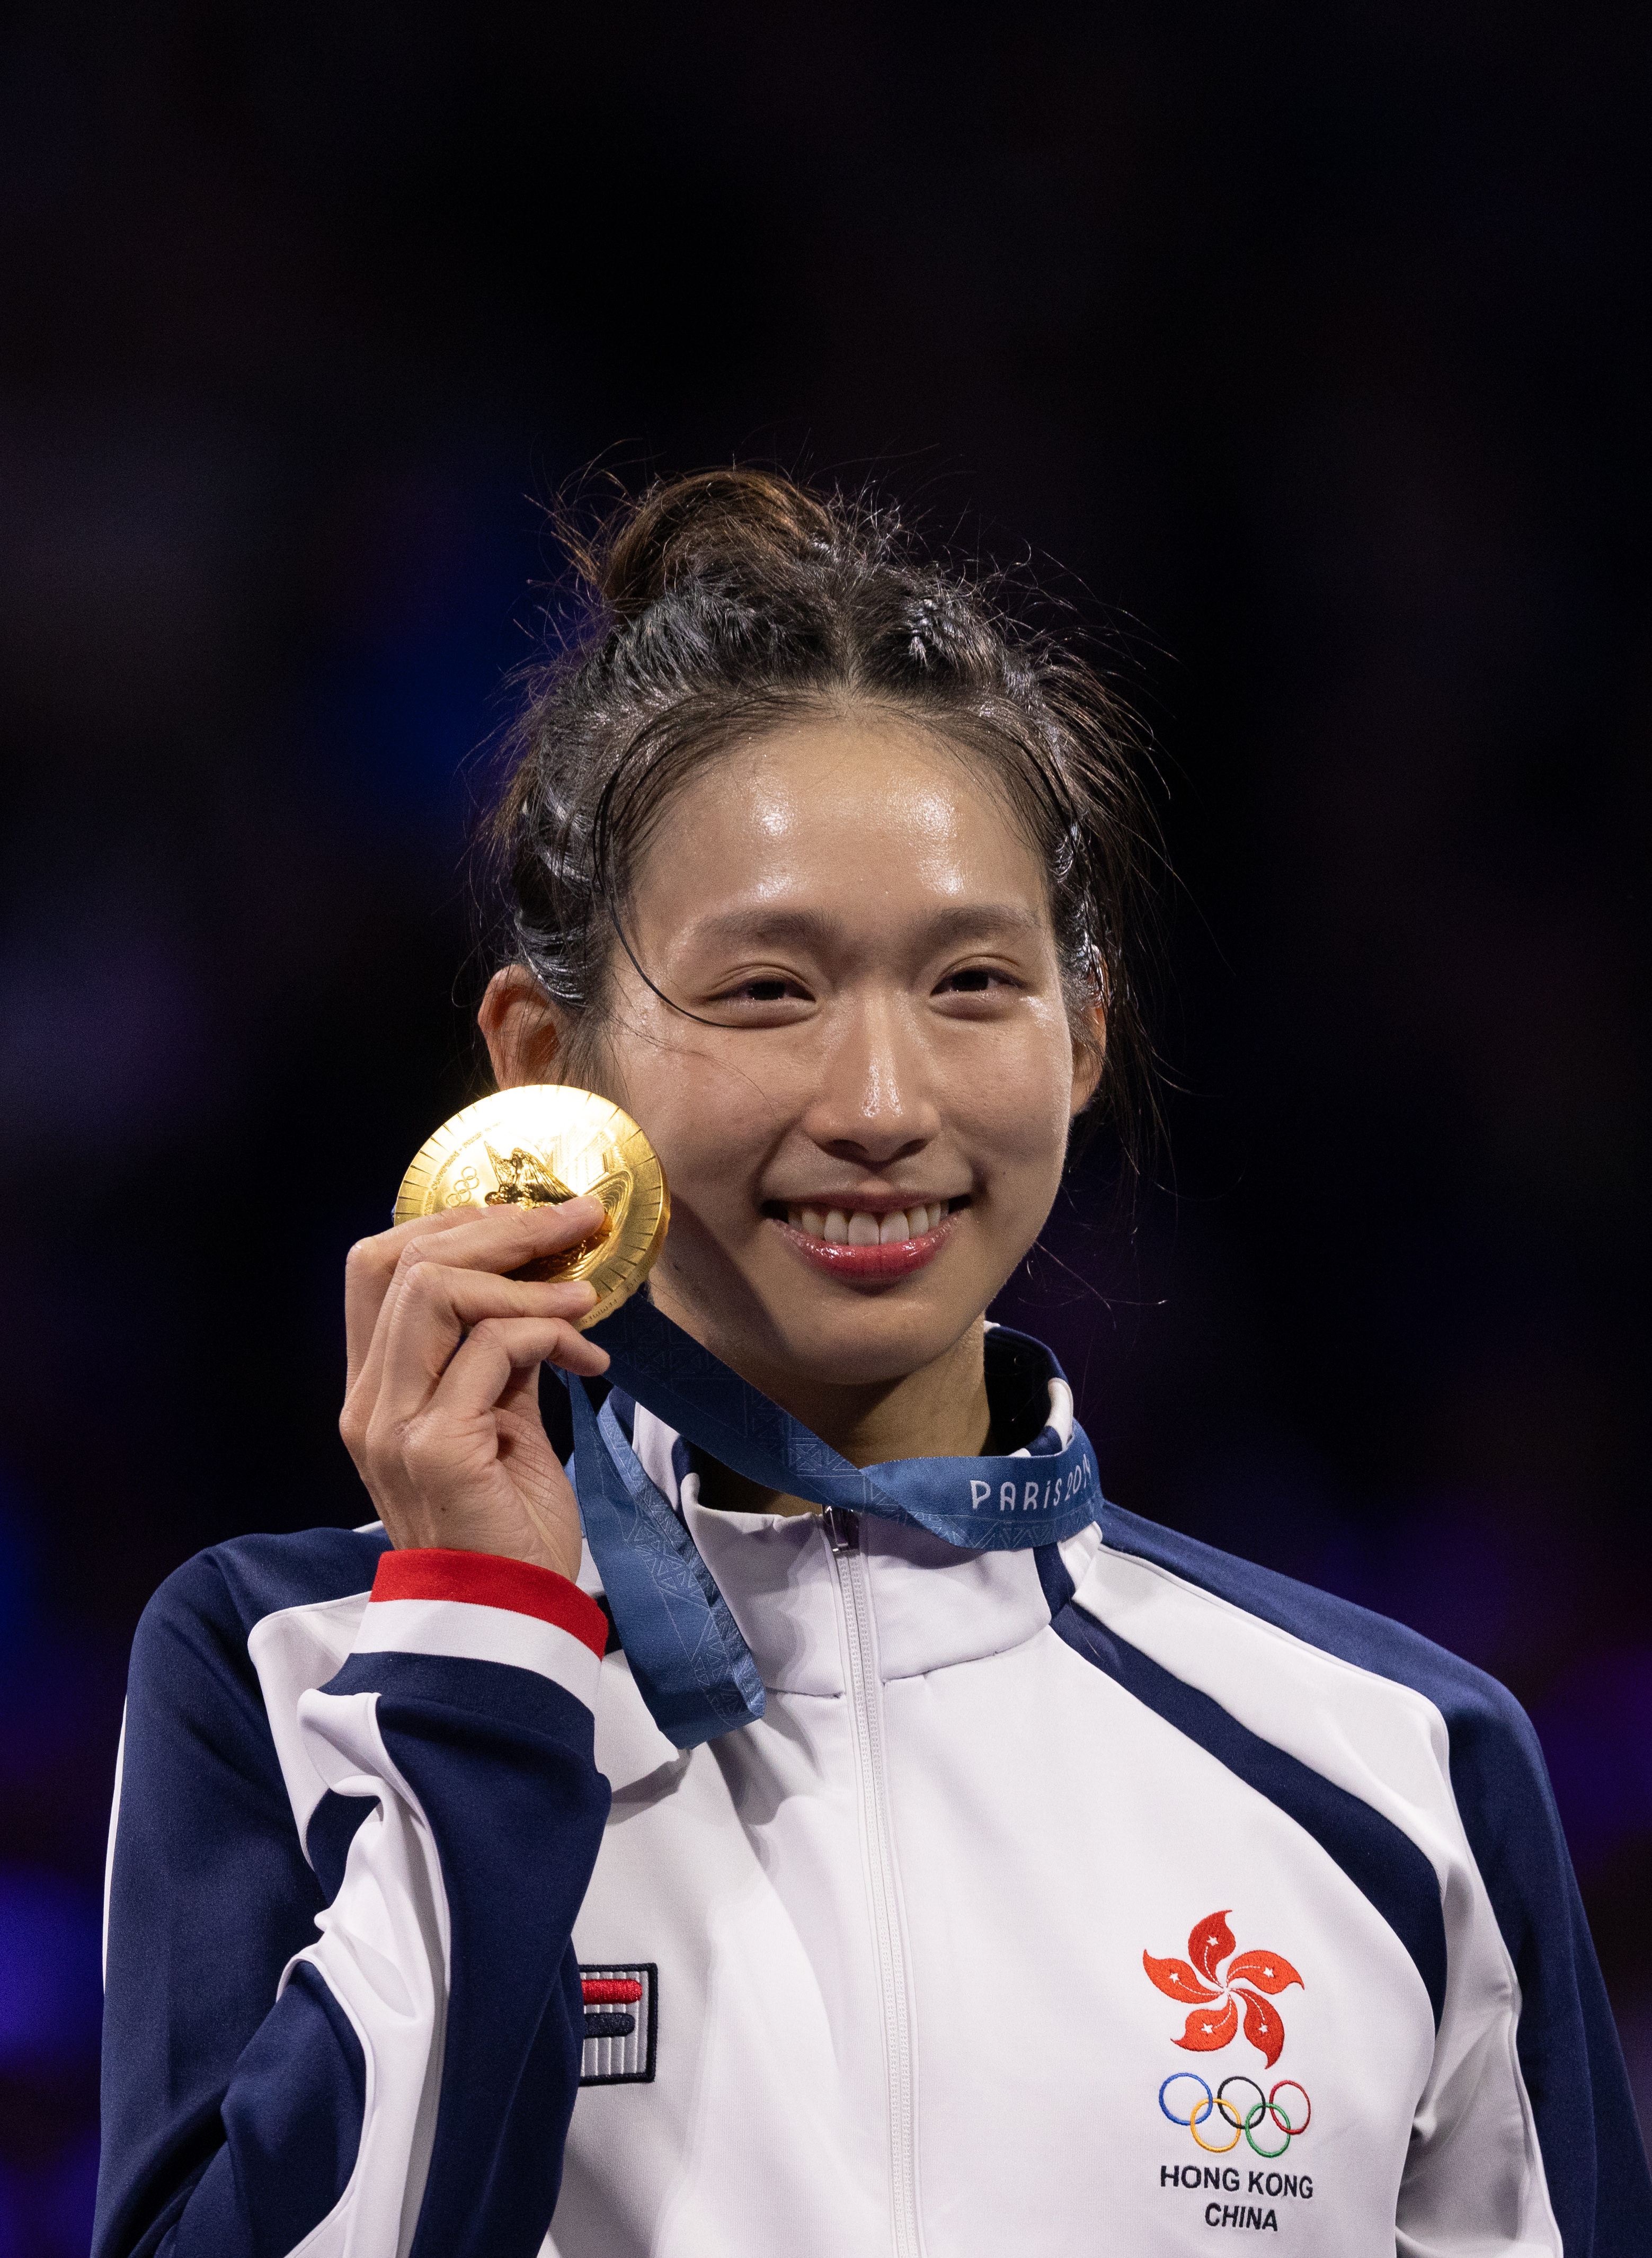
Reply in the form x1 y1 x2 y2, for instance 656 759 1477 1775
1095 1531 1453 1724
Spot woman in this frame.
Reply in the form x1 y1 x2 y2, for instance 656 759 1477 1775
95 472 1648 2256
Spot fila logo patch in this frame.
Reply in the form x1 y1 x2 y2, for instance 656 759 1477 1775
579 1963 658 2086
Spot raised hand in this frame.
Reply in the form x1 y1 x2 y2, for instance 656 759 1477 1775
339 1197 611 1582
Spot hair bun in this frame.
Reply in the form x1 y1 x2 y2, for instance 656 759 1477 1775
590 468 838 624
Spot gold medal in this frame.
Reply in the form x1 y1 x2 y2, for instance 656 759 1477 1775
394 1086 669 1329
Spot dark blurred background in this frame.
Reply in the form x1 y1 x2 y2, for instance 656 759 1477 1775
2 2 1648 2246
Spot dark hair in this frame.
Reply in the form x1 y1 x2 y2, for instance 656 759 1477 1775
482 468 1162 1174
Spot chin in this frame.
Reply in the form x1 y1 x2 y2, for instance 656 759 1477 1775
759 1294 986 1391
658 1225 1010 1392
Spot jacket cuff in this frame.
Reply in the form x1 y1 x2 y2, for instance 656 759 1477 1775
353 1548 608 1709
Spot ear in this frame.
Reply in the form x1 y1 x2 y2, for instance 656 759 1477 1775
1068 998 1107 1118
478 965 574 1089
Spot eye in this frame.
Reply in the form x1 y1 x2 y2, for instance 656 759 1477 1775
703 971 817 1019
718 975 811 1003
934 963 1020 998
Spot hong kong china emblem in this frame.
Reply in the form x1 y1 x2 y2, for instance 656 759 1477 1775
1145 1909 1315 2232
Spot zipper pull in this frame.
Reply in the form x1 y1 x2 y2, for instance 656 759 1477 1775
822 1505 860 1553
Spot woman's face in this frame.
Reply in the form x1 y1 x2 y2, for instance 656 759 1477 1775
516 715 1100 1397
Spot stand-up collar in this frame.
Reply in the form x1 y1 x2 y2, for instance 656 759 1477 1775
625 1366 1104 1696
672 1501 1103 1696
571 1308 1106 1747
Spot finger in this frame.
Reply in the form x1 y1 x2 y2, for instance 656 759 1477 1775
426 1316 609 1431
374 1265 599 1426
392 1195 608 1282
345 1196 604 1388
348 1194 604 1406
344 1206 479 1392
355 1312 606 1531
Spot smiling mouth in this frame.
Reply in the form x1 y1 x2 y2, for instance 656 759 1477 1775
762 1197 969 1282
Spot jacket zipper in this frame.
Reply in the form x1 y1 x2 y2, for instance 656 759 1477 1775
824 1506 925 2258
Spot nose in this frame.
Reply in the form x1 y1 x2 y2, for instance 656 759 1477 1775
800 992 941 1169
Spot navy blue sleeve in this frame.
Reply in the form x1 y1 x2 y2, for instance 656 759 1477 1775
1445 1684 1651 2257
94 1534 612 2258
323 1647 608 2258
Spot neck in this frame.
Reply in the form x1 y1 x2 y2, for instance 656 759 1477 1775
645 1294 994 1519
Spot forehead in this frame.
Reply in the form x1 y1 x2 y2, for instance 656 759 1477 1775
632 714 1049 931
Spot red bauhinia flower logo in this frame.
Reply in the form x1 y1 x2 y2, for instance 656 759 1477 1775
1144 1909 1304 2070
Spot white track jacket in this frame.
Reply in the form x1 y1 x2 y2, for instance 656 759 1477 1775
95 1355 1651 2255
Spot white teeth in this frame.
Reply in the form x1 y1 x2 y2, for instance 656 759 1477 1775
783 1203 953 1243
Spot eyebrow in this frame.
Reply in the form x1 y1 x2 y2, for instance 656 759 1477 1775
682 902 1046 953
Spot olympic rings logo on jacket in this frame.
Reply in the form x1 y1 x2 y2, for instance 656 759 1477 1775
1159 2072 1312 2158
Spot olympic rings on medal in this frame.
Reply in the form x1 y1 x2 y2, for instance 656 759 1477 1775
1157 2072 1312 2157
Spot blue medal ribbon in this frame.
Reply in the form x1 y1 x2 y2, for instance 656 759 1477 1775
565 1294 1103 1748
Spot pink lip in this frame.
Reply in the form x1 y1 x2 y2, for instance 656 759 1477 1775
769 1208 961 1283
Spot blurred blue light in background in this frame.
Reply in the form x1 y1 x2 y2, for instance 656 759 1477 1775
1535 1652 1652 1880
0 1869 102 2073
0 1480 103 2251
294 460 549 822
0 2131 99 2257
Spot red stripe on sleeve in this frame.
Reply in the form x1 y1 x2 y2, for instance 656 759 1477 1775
370 1548 608 1658
581 1978 644 2004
